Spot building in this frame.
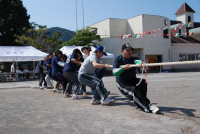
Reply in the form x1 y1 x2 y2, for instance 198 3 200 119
89 2 200 70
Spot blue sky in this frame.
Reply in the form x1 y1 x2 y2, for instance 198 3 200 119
21 0 200 32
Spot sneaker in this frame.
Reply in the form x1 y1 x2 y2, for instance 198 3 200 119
149 103 160 114
48 86 54 89
52 88 59 92
43 86 48 90
83 92 87 96
37 85 41 88
72 94 82 100
91 98 101 105
64 93 70 98
39 86 44 89
101 97 115 105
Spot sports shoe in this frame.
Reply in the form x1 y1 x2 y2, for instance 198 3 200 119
43 86 48 90
101 97 115 105
64 93 70 98
52 88 59 92
72 94 82 100
39 86 44 89
48 86 54 89
90 98 101 105
149 103 160 114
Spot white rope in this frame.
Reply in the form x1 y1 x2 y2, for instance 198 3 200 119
119 60 200 68
136 65 144 86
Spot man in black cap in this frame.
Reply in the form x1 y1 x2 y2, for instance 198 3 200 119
112 43 160 114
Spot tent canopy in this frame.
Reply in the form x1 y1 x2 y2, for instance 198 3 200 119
60 46 114 59
0 46 48 62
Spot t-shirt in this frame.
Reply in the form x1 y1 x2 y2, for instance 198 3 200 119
76 57 84 72
45 58 52 75
37 60 44 74
79 52 101 74
113 55 141 84
51 56 64 76
23 69 29 73
11 64 15 73
16 70 23 74
63 53 78 73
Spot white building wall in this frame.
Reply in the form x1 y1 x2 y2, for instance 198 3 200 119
89 19 110 38
176 12 194 27
171 44 200 61
127 15 143 34
109 19 127 38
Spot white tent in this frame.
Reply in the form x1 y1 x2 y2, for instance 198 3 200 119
60 46 114 59
0 46 48 62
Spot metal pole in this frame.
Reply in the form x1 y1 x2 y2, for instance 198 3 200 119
75 0 78 31
82 0 84 29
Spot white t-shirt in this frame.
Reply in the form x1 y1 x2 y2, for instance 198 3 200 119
11 64 15 73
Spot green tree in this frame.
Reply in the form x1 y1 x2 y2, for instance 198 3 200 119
0 0 31 46
60 27 101 48
15 23 62 53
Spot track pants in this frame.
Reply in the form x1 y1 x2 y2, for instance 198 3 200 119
78 72 107 100
52 72 68 94
117 78 150 112
39 73 47 87
63 72 80 95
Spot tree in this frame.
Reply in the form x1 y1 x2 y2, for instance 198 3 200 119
15 23 62 53
60 27 101 48
0 0 31 46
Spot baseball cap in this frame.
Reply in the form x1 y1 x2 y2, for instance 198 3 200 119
81 45 91 52
96 46 107 56
121 43 134 50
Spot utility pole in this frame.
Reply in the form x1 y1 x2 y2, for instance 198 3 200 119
75 0 78 31
82 0 84 29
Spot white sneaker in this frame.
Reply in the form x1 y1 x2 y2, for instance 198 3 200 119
149 103 160 114
72 94 82 100
39 86 43 89
37 85 40 88
52 88 59 92
91 98 101 105
101 97 115 105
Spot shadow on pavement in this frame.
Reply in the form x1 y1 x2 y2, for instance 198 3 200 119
159 106 200 119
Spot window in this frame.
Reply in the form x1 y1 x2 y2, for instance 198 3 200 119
188 54 195 61
188 16 191 23
163 29 169 39
179 55 187 61
196 54 200 60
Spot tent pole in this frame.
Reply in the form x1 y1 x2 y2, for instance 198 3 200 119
15 60 18 81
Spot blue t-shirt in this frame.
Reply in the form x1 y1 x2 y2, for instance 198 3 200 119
52 56 63 76
63 53 78 73
45 58 52 75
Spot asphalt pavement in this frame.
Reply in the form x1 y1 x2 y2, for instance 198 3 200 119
0 71 200 134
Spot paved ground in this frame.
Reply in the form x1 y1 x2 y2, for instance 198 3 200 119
0 71 200 134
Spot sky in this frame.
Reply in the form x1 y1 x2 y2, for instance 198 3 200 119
21 0 200 32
